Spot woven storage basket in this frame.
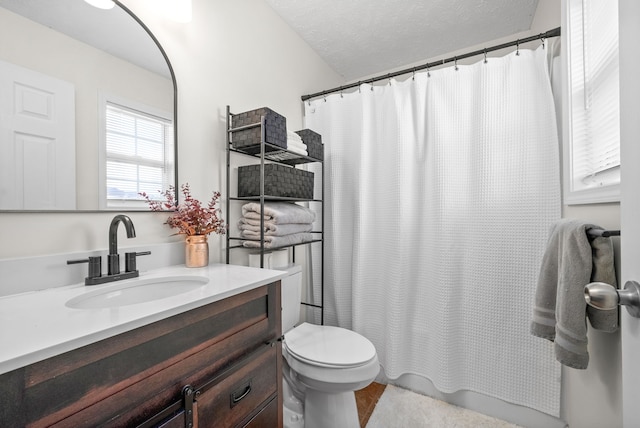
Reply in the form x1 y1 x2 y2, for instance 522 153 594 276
231 107 287 154
238 164 314 199
294 129 323 160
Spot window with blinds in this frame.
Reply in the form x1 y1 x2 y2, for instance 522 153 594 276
564 0 620 204
104 101 174 208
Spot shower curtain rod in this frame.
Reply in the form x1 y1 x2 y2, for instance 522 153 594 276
301 27 561 102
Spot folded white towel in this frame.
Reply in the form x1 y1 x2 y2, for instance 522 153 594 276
287 130 303 142
288 136 304 145
238 219 313 236
242 232 313 249
287 139 308 150
242 202 316 224
287 146 308 156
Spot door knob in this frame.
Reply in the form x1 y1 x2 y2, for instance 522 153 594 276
584 280 640 318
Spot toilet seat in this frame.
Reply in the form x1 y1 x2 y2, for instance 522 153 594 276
284 322 377 368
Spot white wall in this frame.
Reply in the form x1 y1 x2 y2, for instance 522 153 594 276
0 0 343 261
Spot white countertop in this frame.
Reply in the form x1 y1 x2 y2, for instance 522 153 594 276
0 263 287 375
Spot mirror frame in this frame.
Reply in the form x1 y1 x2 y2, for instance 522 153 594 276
2 0 179 213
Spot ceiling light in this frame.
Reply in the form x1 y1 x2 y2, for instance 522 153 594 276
84 0 115 10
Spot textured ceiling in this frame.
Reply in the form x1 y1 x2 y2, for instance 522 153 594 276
265 0 539 80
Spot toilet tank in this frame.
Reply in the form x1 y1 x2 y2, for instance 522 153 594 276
277 264 303 333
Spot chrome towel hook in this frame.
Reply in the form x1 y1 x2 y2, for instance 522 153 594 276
585 281 640 318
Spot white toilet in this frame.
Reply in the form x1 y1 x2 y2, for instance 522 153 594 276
279 265 379 428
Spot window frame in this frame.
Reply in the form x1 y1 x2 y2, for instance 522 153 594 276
561 0 621 205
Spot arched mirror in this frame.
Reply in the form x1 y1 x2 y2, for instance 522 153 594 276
0 0 177 211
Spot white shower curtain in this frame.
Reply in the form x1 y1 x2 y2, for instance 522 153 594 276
305 46 561 416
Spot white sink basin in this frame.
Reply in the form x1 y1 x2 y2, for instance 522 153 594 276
66 276 209 309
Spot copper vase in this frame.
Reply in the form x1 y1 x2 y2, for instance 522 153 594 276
185 235 209 268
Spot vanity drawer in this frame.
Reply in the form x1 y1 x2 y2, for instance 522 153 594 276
195 345 278 427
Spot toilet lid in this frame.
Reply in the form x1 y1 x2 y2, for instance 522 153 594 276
284 323 377 368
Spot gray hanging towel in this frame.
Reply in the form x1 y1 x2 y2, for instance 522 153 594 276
531 219 618 369
587 235 619 332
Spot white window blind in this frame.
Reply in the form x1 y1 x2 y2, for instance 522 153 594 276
104 102 174 207
565 0 620 203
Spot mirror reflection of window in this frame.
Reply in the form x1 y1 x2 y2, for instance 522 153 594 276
99 95 174 209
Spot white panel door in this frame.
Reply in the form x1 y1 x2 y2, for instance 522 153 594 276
0 59 75 210
619 0 640 426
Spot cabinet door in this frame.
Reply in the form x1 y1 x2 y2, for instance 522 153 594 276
194 345 278 427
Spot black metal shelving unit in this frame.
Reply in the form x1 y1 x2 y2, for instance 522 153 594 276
225 105 324 324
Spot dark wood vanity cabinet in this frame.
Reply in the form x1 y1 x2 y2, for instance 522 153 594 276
0 281 283 428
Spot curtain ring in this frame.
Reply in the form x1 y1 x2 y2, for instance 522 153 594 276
516 39 520 56
540 33 546 49
427 64 431 78
412 67 416 81
307 99 311 106
483 48 488 64
454 56 458 71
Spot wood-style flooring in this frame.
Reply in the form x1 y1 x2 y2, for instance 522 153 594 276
355 382 387 427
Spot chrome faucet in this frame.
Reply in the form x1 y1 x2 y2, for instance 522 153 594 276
67 214 150 286
108 214 136 275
